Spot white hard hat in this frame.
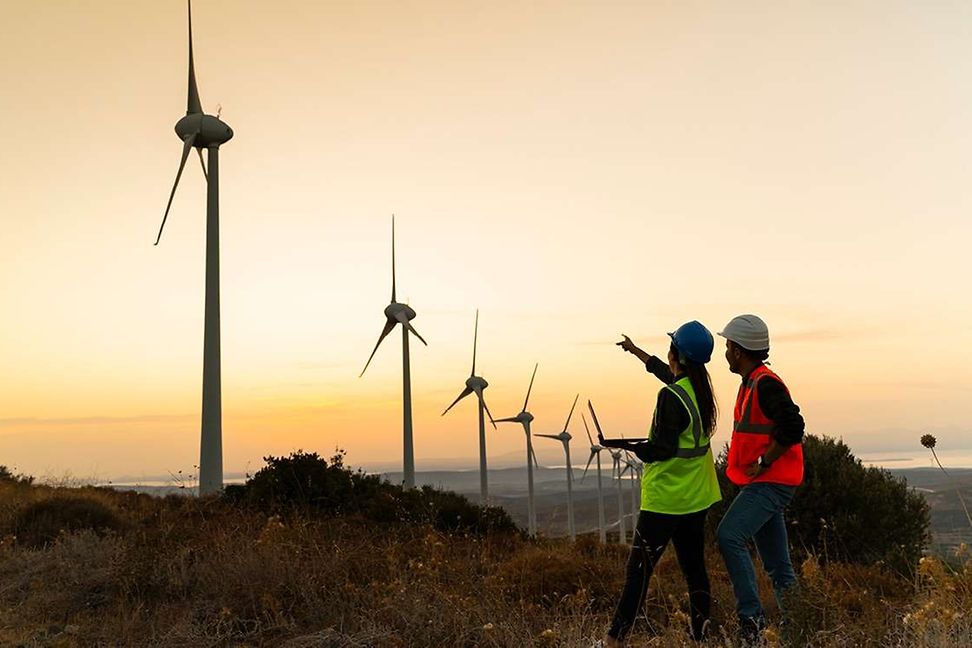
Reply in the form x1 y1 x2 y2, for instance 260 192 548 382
718 314 770 352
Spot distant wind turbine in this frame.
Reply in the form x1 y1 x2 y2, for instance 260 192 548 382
621 454 643 519
360 216 428 489
580 408 607 543
588 403 627 545
536 394 579 540
442 310 496 503
154 0 234 496
611 450 628 544
495 363 540 536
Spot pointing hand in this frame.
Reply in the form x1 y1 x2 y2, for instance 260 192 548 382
616 334 638 355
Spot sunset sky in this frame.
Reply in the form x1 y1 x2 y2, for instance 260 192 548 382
2 1 971 480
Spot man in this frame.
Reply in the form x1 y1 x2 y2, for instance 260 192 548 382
715 314 805 646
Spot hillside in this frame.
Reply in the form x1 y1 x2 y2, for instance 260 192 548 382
1 478 970 647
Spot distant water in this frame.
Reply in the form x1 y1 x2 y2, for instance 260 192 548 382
95 450 972 490
860 449 972 470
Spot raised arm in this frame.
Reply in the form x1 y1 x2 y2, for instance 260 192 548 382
617 334 674 384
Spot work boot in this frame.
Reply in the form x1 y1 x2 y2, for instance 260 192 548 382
737 614 767 647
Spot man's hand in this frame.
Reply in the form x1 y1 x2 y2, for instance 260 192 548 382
744 462 765 479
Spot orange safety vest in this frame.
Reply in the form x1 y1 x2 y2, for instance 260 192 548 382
726 364 804 486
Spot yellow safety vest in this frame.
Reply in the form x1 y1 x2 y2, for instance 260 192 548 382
640 376 722 514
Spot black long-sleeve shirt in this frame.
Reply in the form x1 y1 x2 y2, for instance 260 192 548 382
739 364 805 446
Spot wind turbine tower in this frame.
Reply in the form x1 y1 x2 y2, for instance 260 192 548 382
611 449 627 544
536 394 579 540
442 310 496 503
621 455 643 519
588 401 627 544
580 409 607 543
360 216 428 488
495 364 540 536
154 0 234 496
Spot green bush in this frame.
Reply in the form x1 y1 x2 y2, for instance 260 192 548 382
11 495 125 548
710 435 930 572
225 450 518 535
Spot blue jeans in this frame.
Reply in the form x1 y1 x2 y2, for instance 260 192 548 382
716 482 797 618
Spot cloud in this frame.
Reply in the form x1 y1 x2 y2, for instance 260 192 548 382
0 414 194 428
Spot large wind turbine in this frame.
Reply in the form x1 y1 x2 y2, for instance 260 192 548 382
536 394 579 540
588 402 627 544
360 217 428 489
154 0 234 496
442 310 496 503
580 410 607 543
495 364 540 536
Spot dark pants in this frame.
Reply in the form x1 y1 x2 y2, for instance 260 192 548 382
608 509 711 641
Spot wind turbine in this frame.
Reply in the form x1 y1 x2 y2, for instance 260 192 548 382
360 216 428 489
610 449 627 544
580 409 607 543
536 394 579 540
588 402 627 545
621 455 643 519
154 0 234 496
442 310 496 503
495 363 540 536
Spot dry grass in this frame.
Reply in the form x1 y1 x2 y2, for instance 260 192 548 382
0 482 969 647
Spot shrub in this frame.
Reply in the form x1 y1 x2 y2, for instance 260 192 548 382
226 450 518 535
711 435 930 572
0 465 34 486
11 495 125 548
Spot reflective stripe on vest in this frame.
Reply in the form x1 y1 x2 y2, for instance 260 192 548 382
733 374 776 435
666 382 710 458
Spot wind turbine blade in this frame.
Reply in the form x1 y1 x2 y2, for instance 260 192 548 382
531 445 540 469
563 394 579 431
196 147 208 180
155 133 197 245
479 395 497 428
442 386 474 416
581 452 595 482
582 413 594 446
186 0 202 115
523 363 538 411
359 319 396 377
471 309 479 376
587 400 606 438
390 214 396 302
394 312 428 346
535 433 560 440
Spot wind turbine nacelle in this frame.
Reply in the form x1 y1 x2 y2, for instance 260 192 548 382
466 376 488 390
519 411 534 423
175 114 234 148
385 303 417 321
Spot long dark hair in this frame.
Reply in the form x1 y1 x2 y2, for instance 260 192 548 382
671 343 718 436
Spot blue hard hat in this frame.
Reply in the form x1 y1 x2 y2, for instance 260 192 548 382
668 320 714 364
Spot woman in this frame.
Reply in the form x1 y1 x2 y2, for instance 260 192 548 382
600 321 722 645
